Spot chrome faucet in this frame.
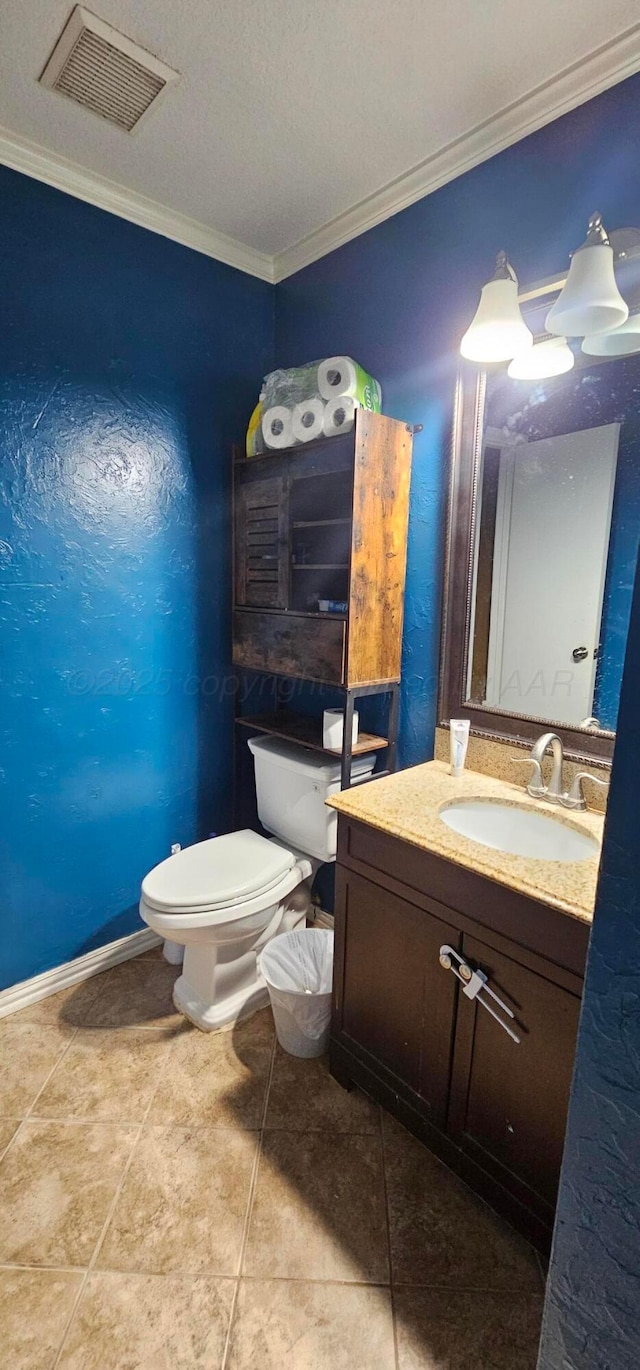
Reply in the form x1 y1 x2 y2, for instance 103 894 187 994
525 731 609 811
526 732 565 804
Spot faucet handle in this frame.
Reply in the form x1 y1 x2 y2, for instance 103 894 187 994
523 757 546 798
563 771 609 811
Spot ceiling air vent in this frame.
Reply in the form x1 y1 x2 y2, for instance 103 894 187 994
39 6 179 132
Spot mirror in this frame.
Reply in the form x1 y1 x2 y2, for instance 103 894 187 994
440 287 640 761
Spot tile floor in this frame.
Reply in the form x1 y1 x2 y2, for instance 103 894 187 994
0 948 546 1368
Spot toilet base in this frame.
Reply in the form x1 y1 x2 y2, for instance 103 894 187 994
171 897 308 1032
173 971 270 1033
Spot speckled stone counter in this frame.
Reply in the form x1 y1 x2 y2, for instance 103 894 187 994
327 760 604 923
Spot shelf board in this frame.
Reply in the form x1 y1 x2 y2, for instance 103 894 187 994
235 711 388 755
292 564 349 571
292 518 351 529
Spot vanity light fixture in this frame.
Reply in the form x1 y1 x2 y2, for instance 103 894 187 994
507 334 575 380
460 251 533 363
545 212 629 338
582 306 640 357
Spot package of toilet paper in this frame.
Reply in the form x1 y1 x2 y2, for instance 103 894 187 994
256 357 382 450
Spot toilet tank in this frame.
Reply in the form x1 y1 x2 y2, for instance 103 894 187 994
247 735 376 861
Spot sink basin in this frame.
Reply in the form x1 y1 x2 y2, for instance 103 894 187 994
439 800 599 863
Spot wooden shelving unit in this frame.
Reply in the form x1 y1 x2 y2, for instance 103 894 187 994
232 410 413 790
235 711 388 757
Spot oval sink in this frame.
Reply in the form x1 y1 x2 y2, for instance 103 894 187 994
439 800 599 863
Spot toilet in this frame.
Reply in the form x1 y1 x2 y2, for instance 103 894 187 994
139 736 376 1031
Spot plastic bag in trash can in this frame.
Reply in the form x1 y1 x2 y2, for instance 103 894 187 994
260 929 334 1058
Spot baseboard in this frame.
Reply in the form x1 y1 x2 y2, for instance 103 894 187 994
0 928 162 1020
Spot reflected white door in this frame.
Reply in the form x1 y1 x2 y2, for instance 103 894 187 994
486 423 619 725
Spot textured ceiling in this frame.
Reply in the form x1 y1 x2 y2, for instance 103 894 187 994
1 0 639 259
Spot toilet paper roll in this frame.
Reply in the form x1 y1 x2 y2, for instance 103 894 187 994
263 405 294 449
317 356 382 411
292 397 326 444
323 708 359 750
323 395 358 437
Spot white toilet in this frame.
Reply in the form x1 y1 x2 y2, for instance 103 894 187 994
139 736 376 1031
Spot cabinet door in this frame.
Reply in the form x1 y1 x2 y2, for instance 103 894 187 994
333 869 460 1126
235 475 289 608
448 935 581 1209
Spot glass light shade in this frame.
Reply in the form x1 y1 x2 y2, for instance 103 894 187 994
582 311 640 356
507 336 575 379
546 240 629 338
460 277 533 363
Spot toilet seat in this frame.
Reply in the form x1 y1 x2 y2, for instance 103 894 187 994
141 829 298 915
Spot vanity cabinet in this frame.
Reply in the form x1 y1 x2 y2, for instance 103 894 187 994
335 870 460 1125
447 933 581 1214
330 816 589 1251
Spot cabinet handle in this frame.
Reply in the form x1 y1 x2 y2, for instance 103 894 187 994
439 945 521 1044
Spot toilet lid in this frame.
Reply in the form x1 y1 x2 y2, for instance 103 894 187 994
141 830 297 912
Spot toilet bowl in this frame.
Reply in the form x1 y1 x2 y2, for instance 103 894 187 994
139 737 376 1031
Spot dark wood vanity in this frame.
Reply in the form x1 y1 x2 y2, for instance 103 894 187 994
330 810 590 1253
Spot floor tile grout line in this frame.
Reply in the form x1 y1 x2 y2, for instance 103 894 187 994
50 1035 171 1370
49 1120 146 1370
25 1116 266 1130
0 1258 543 1293
0 1026 82 1165
122 1025 183 1128
6 1115 379 1134
22 1023 177 1131
76 1267 392 1286
0 1263 89 1275
220 1026 277 1370
379 1106 401 1370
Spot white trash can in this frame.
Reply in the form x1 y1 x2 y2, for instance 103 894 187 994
261 929 334 1058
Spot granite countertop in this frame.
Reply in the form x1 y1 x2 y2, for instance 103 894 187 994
327 760 604 923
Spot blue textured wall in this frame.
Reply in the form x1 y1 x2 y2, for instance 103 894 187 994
537 549 640 1370
275 71 640 767
0 166 273 989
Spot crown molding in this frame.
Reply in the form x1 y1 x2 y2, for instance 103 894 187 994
2 22 640 289
273 22 640 282
0 124 274 282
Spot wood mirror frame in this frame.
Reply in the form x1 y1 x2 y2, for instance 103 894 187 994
438 292 617 766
